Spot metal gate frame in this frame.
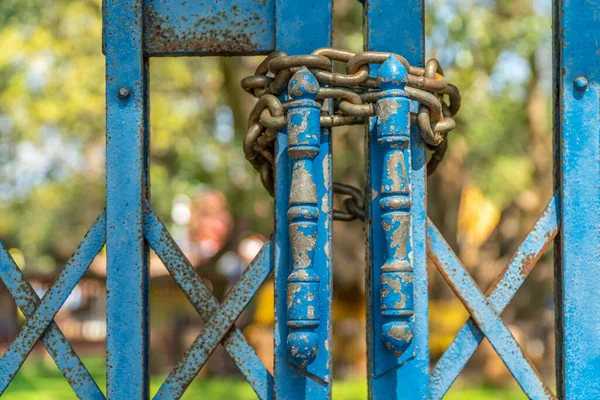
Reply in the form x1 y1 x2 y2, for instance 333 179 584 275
0 0 598 399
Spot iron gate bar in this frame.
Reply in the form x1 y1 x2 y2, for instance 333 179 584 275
273 1 333 398
143 206 273 400
555 0 600 398
104 0 150 397
143 0 275 56
0 0 596 398
427 223 554 399
154 232 273 399
0 235 105 399
365 0 430 397
0 211 106 395
429 194 559 399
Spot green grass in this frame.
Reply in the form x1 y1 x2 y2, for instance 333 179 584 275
3 356 527 399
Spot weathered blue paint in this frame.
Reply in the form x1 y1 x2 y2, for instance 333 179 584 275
375 57 415 359
0 218 106 399
285 68 322 368
104 0 150 397
0 212 106 395
143 206 273 399
273 1 333 399
428 223 555 399
2 0 597 398
365 1 430 398
429 195 558 398
555 0 600 398
143 0 275 56
153 222 273 399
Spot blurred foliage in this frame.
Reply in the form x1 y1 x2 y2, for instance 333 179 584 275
0 0 553 269
0 0 272 269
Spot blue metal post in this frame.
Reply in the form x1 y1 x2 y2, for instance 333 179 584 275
555 0 600 398
375 57 415 358
274 1 333 398
285 68 322 368
104 0 150 397
365 1 429 398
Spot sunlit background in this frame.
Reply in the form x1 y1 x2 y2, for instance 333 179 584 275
0 0 553 398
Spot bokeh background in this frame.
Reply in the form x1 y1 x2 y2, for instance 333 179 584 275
0 0 554 398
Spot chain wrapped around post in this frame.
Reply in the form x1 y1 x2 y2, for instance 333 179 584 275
241 48 461 221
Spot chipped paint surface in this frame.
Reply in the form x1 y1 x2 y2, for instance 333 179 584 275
428 221 555 399
429 195 558 399
272 10 334 390
149 206 275 399
290 163 317 204
103 0 150 397
365 4 430 393
143 0 275 55
285 68 322 369
0 215 107 399
374 57 416 363
144 206 273 399
555 1 600 398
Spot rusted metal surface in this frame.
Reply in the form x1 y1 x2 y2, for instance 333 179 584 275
0 218 106 399
143 205 273 400
272 1 333 397
285 68 322 369
2 0 590 398
364 1 430 397
104 0 150 396
429 195 559 399
143 0 274 56
427 221 555 399
151 214 273 399
240 49 460 196
555 0 600 398
374 56 416 361
0 212 106 395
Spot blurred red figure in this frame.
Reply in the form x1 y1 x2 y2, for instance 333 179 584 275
188 190 233 265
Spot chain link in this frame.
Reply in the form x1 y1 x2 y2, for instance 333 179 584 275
241 48 461 220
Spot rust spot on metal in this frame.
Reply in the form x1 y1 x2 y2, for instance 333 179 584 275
289 225 317 269
289 163 317 204
144 5 262 55
376 99 401 124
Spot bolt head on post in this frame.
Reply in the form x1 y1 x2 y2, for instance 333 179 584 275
574 76 588 91
117 86 131 99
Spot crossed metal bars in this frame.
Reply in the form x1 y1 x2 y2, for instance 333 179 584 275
0 195 557 398
0 204 274 399
0 212 107 399
429 195 559 399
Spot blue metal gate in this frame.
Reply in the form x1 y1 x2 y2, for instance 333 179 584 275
0 0 599 399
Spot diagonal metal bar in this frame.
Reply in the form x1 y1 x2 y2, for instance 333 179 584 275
0 211 107 395
429 195 559 399
0 241 105 399
143 205 273 400
154 226 273 399
427 221 555 400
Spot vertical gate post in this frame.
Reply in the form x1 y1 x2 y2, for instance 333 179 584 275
555 0 600 398
104 0 150 397
365 1 429 398
274 1 333 398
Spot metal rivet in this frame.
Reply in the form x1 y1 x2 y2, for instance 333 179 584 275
574 76 588 90
117 86 131 99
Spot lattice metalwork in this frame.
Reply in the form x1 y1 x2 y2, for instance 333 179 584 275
427 197 558 399
2 0 599 399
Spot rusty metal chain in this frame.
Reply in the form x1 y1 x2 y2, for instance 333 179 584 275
241 48 461 220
